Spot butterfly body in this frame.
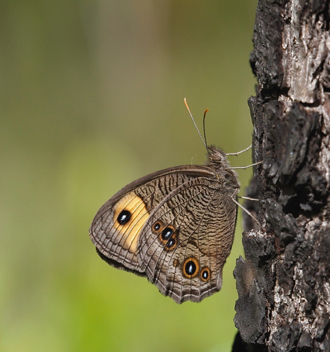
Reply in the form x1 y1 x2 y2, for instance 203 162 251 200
89 146 239 303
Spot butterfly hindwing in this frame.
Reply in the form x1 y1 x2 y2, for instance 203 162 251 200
137 177 237 303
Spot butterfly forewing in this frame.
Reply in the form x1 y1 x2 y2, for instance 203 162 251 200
89 167 213 274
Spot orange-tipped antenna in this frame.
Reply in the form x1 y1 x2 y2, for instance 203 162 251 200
184 98 207 150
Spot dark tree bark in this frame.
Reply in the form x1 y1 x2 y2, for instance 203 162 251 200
233 1 330 351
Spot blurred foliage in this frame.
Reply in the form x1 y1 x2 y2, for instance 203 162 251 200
0 1 257 351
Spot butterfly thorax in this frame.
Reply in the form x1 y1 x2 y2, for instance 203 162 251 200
206 145 240 192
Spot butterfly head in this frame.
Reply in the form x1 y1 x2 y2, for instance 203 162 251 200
207 146 229 166
207 145 240 189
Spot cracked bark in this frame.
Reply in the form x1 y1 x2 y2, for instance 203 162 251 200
232 1 330 351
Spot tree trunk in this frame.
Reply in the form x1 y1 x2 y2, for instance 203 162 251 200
233 1 330 351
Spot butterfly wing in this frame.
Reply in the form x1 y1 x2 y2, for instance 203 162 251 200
137 177 237 303
89 166 214 275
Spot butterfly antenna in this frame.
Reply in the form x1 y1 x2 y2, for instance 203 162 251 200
203 108 209 149
184 98 208 152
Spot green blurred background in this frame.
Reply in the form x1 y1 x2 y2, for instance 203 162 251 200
1 1 258 351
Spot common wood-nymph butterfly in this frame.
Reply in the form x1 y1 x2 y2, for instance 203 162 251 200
89 99 256 303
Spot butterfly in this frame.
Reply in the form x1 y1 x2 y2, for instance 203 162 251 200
89 99 258 303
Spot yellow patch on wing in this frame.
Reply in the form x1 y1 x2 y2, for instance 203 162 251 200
113 192 149 253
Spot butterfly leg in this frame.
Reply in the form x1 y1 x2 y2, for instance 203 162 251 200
230 196 261 228
226 144 252 156
231 160 263 170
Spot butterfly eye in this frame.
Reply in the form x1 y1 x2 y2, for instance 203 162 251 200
200 267 211 282
117 210 132 225
161 227 174 240
158 226 178 251
166 237 176 250
183 257 200 279
152 221 164 233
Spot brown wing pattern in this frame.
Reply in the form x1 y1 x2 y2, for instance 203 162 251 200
137 177 237 303
89 165 237 303
89 169 208 273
